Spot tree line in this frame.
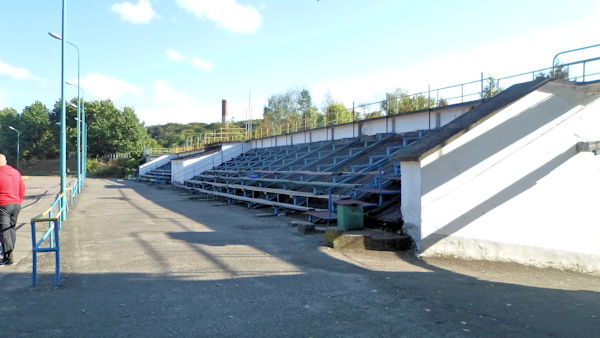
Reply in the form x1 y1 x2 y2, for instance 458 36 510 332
0 99 156 165
2 65 571 165
261 87 450 135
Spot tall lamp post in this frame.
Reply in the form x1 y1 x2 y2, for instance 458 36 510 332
69 101 82 188
49 30 80 192
67 82 85 188
48 0 67 208
8 126 21 171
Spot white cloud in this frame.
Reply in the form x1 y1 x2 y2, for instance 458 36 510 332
134 80 264 125
152 80 197 107
166 49 185 62
166 49 213 71
191 57 213 71
135 80 224 125
0 58 36 80
110 0 159 24
137 106 216 125
81 72 143 100
175 0 261 34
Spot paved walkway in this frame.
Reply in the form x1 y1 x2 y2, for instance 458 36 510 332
0 176 75 271
1 177 599 336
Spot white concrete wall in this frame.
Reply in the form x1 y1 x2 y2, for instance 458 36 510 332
361 119 387 136
247 103 474 151
406 82 600 273
139 154 176 176
171 143 245 184
391 112 430 134
333 123 356 139
275 135 286 147
310 128 329 143
440 105 471 126
291 132 309 145
400 161 422 243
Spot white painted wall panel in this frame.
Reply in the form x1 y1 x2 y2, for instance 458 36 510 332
171 143 245 184
310 128 329 142
414 82 600 272
139 154 176 175
333 124 355 139
440 105 471 126
392 112 430 134
400 161 422 248
244 104 473 149
292 132 309 145
275 135 286 147
361 119 387 136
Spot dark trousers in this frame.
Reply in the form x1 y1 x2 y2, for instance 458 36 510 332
0 204 21 259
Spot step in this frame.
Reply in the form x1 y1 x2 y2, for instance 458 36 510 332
333 156 349 164
369 155 387 164
350 164 370 172
349 147 364 156
327 230 411 251
317 163 334 171
386 146 405 156
402 138 419 147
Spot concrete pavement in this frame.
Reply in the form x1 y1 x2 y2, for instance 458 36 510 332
1 177 599 337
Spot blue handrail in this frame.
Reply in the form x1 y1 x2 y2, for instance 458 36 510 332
30 178 82 287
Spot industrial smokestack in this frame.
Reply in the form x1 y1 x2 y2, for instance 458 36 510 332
222 99 228 126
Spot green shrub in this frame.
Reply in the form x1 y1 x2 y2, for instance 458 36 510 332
87 157 141 178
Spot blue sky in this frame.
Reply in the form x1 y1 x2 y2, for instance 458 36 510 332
1 0 599 126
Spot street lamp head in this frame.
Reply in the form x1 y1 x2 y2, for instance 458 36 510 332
48 32 62 40
66 80 77 87
69 103 78 108
8 126 19 133
49 32 78 51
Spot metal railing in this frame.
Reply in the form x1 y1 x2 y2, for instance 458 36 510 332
146 128 249 155
145 53 600 155
146 144 203 155
101 153 132 160
30 178 82 287
203 127 248 144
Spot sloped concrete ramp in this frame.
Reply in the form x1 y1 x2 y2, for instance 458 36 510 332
399 80 600 273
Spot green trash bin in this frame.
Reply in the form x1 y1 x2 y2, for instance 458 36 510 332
336 202 364 230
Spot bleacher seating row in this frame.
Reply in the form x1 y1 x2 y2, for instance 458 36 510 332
187 132 424 223
142 131 427 224
139 162 172 184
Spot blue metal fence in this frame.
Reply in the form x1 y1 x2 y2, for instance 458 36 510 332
30 178 82 287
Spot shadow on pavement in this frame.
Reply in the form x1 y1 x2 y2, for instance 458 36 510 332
2 178 597 336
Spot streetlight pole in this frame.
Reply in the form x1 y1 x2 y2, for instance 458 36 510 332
82 97 86 182
50 32 80 192
78 89 86 186
69 100 87 186
8 126 20 171
53 0 67 208
68 90 81 188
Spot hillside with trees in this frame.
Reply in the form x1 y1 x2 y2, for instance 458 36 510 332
0 99 156 166
1 77 525 170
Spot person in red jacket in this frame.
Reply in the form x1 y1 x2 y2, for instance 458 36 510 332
0 154 25 265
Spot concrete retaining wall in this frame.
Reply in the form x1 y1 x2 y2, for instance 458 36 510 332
401 81 600 273
139 154 176 176
171 143 246 184
249 102 475 150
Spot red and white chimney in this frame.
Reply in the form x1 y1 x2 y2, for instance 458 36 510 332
221 99 228 126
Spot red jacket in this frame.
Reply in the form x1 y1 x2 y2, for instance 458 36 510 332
0 165 25 206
